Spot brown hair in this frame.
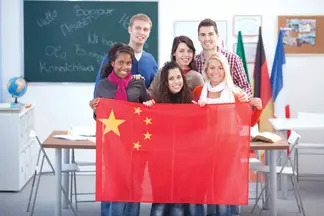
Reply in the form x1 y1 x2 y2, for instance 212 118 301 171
198 18 218 35
100 43 135 79
156 61 193 104
129 13 152 29
171 35 197 71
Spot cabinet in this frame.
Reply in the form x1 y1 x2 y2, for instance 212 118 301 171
0 106 38 191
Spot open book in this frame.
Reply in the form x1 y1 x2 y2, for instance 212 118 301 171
250 131 282 143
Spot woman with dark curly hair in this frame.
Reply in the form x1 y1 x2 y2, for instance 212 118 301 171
144 61 195 216
154 61 193 104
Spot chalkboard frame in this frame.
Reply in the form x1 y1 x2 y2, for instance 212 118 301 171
24 0 159 82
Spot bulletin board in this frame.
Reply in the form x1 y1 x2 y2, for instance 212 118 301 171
278 16 324 54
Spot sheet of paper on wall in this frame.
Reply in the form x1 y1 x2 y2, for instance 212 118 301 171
250 131 282 143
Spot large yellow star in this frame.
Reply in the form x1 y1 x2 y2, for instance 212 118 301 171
144 132 152 140
133 141 141 150
144 117 152 125
134 107 142 115
99 110 125 136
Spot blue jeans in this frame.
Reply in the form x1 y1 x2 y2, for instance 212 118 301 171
206 204 231 216
101 202 140 216
188 204 205 216
230 205 240 216
150 203 184 216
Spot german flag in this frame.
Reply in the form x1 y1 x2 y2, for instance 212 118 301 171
253 27 274 132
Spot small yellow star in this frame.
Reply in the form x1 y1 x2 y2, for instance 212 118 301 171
99 110 125 136
144 117 152 125
134 107 142 115
133 141 141 150
144 132 152 140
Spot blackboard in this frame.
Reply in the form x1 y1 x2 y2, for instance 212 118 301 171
24 1 158 82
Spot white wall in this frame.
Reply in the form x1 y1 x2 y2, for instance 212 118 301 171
1 0 324 171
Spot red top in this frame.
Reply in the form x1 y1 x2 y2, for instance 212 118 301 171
183 69 191 74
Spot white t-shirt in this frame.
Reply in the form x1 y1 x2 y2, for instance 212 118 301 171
135 51 143 61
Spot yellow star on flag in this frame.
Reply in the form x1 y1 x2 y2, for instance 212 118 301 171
144 117 152 125
144 132 152 140
133 141 141 150
134 107 142 115
99 110 125 136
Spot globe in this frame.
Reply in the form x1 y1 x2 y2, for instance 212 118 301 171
7 77 27 103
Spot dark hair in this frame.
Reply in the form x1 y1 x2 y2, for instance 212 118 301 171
156 61 193 104
171 35 197 71
198 18 218 35
100 43 135 79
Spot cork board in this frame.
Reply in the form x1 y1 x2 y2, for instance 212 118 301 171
278 16 324 54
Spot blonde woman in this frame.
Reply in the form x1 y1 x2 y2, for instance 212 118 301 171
193 52 262 216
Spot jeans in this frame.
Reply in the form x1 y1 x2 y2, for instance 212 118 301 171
230 205 240 216
150 203 184 216
101 202 140 216
206 204 231 216
188 204 205 216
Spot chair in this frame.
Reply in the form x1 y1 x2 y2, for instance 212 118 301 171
26 130 79 216
70 149 96 206
249 151 265 206
69 126 96 205
295 112 324 181
250 130 307 216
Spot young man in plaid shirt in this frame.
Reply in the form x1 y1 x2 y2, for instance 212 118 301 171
195 18 252 100
196 18 251 216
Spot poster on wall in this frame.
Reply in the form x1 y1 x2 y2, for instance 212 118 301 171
281 19 316 47
278 16 324 54
233 15 262 36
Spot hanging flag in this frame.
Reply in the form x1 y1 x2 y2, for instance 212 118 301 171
96 98 251 205
270 30 290 120
253 27 273 132
236 31 250 84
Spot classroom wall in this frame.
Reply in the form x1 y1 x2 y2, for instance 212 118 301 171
1 0 324 172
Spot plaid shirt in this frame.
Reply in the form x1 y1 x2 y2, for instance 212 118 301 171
195 47 252 98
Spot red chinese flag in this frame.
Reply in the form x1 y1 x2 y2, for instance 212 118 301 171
96 98 251 205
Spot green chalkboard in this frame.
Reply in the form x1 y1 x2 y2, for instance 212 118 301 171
24 1 158 82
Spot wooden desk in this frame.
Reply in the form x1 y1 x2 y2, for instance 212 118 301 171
43 131 288 216
43 131 95 216
43 130 95 149
251 137 288 150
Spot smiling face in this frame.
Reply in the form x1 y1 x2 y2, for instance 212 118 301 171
111 53 132 79
128 20 151 46
168 68 184 94
206 58 225 86
173 42 194 70
198 26 219 51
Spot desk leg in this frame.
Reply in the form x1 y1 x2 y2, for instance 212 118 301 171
55 148 62 216
63 149 70 208
264 151 270 209
270 150 277 216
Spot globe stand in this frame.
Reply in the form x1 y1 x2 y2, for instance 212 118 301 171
12 96 19 104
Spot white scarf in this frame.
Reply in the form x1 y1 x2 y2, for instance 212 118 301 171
199 81 235 104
